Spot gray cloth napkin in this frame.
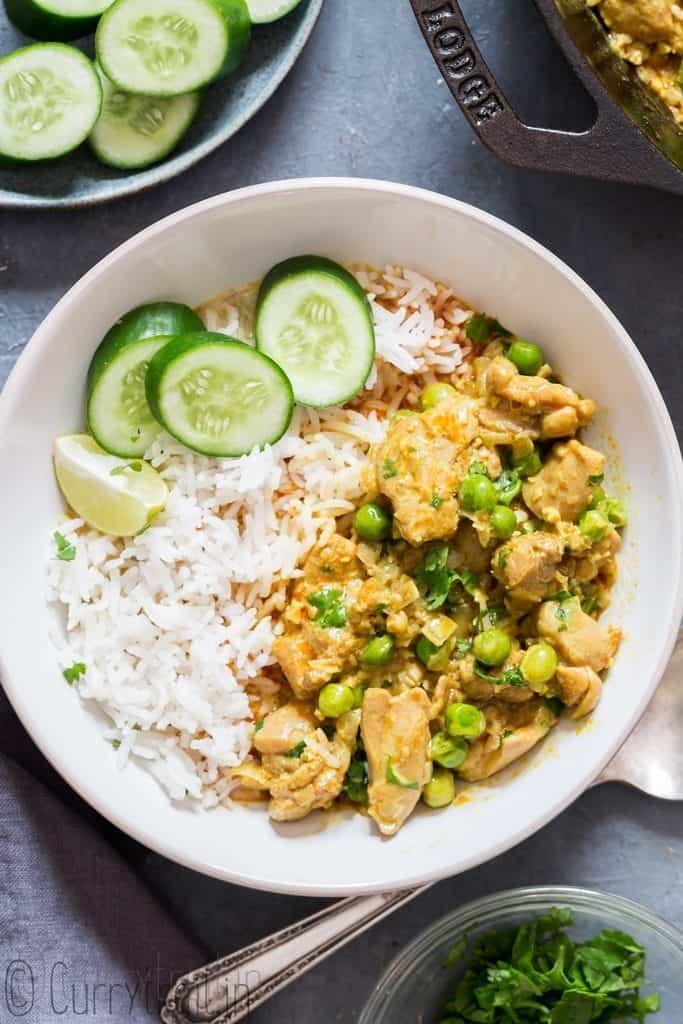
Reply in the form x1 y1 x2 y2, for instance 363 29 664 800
0 690 203 1022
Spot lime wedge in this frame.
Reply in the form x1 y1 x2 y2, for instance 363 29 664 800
54 434 168 536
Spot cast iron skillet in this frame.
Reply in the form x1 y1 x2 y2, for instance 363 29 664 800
410 0 683 195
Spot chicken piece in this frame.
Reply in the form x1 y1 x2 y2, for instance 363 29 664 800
302 533 362 589
253 702 317 757
459 699 556 782
568 525 621 584
523 440 605 524
266 711 361 822
486 356 595 419
600 0 683 50
375 395 478 545
361 688 431 836
477 404 540 446
536 598 618 673
451 519 491 575
493 532 565 606
457 653 534 704
540 406 580 439
273 625 361 700
554 664 603 719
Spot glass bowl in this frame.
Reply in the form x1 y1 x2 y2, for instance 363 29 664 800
359 886 683 1023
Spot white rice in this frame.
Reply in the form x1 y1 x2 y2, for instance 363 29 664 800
47 265 474 807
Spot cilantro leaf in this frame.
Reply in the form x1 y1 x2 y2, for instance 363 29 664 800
465 314 512 344
474 663 525 687
285 740 306 759
382 459 399 479
308 588 347 629
53 531 76 562
254 718 265 733
63 662 86 685
343 755 369 803
110 461 143 476
414 545 478 610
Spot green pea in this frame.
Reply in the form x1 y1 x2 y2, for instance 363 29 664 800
416 635 450 672
420 382 457 410
360 635 395 666
521 642 558 686
511 448 542 478
392 408 417 422
473 628 511 667
579 509 609 544
423 766 457 808
459 474 497 513
446 702 486 739
596 498 627 529
507 339 544 376
354 502 391 542
589 485 606 509
490 504 517 539
318 683 355 718
430 731 468 769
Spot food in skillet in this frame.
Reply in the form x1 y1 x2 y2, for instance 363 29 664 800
48 257 626 836
589 0 683 123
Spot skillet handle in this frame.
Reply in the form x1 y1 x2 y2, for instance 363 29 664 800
410 0 683 194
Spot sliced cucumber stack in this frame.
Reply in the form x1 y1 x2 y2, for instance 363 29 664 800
213 0 250 77
145 332 294 456
4 0 114 41
96 0 245 96
89 65 201 168
87 301 203 457
0 45 102 161
246 0 302 23
255 255 376 408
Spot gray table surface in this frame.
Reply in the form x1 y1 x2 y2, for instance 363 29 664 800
2 0 683 1021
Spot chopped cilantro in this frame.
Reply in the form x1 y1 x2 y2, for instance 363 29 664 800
414 543 454 609
53 531 76 562
588 472 604 485
494 468 522 505
548 591 572 632
382 459 399 479
110 461 143 476
455 638 473 655
385 756 419 790
111 739 121 750
545 696 565 717
308 588 347 629
474 663 525 687
62 662 86 685
497 549 510 570
547 590 572 602
254 718 265 733
285 740 306 759
465 314 512 344
468 459 489 477
343 755 369 803
431 494 443 509
440 908 659 1023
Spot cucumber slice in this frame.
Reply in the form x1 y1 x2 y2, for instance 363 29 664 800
213 0 250 77
4 0 114 41
255 256 376 409
246 0 302 23
0 45 102 162
87 301 203 457
96 0 230 96
145 332 294 457
90 65 201 169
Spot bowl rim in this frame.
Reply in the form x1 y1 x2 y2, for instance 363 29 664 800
1 178 682 894
0 0 324 210
359 884 683 1022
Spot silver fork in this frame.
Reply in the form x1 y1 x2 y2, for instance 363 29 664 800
162 634 683 1024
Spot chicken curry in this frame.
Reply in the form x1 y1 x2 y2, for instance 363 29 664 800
233 326 625 836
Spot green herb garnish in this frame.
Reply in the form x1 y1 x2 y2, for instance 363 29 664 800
110 461 143 476
588 472 605 485
343 755 369 803
494 468 522 505
465 314 512 343
254 718 265 733
440 908 660 1023
285 741 306 759
474 663 525 687
498 549 510 570
414 544 478 610
545 696 565 717
111 739 121 750
62 662 86 685
431 494 444 509
53 530 76 562
382 459 399 479
385 756 419 790
469 460 489 477
307 588 347 629
548 591 572 632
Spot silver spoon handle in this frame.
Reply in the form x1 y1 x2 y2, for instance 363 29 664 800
161 884 430 1024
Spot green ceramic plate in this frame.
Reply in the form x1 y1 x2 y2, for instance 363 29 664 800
0 0 323 208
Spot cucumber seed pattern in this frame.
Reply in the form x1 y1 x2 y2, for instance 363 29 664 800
179 367 269 439
124 15 199 78
3 69 77 139
105 89 172 137
121 362 155 422
276 295 350 377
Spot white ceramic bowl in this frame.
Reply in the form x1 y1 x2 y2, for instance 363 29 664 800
1 179 681 896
